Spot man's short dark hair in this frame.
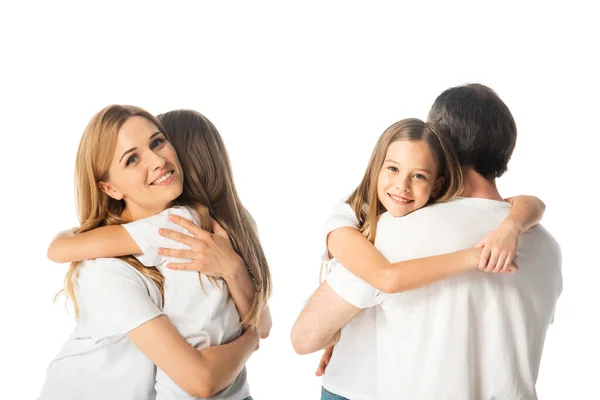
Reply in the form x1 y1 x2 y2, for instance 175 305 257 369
427 83 517 179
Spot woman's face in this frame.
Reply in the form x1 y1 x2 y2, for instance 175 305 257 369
99 116 184 220
377 139 444 217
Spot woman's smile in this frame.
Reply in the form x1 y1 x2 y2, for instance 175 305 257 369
150 169 176 186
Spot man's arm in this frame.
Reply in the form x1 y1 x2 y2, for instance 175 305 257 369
291 281 362 355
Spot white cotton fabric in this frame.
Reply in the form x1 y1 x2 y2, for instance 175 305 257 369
39 258 164 400
123 206 248 400
326 198 562 399
320 201 379 400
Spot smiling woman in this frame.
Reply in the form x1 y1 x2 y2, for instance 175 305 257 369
40 105 264 400
97 116 185 221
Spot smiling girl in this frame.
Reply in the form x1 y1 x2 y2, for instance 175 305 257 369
292 118 545 400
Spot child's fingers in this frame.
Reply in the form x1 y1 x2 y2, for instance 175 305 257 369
166 261 205 271
492 252 507 273
500 252 514 273
211 218 229 239
479 246 492 270
484 250 499 272
507 262 519 273
169 215 212 241
159 228 198 247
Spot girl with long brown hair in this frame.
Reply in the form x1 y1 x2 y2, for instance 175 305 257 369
292 118 545 400
41 105 269 400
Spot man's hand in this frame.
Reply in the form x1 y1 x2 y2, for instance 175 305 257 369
315 346 334 376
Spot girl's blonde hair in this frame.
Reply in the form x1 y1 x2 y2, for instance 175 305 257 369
158 110 271 329
347 118 463 243
59 105 171 318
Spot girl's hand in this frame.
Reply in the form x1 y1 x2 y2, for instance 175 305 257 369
158 216 245 280
475 220 520 273
315 346 334 376
244 326 260 352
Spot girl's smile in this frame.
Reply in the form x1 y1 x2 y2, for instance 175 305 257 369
377 140 444 217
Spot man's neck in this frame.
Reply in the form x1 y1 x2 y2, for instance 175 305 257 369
458 168 504 201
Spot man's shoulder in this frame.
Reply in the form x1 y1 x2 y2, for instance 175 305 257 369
378 198 498 225
521 223 561 258
374 198 514 253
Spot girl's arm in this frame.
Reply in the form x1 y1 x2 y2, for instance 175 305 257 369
504 195 546 232
326 196 544 293
47 225 140 263
128 315 259 398
223 263 272 339
327 228 483 293
476 195 546 273
223 266 272 339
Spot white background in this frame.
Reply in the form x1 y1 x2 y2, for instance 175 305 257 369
1 1 598 399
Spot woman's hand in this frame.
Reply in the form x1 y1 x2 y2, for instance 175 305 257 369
475 220 520 273
315 346 334 376
158 216 245 280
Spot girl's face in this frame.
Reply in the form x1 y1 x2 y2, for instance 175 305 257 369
99 116 184 221
377 139 444 217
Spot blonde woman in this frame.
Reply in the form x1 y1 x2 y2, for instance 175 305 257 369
41 106 269 400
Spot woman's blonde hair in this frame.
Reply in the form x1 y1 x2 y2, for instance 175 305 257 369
158 110 271 329
347 118 463 243
59 105 170 318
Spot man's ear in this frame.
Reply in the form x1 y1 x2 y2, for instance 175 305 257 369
431 176 445 198
98 181 123 200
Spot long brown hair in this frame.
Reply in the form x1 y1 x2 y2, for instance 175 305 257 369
59 105 167 318
347 118 462 243
158 110 271 329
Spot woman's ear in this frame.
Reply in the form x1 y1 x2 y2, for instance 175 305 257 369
98 181 123 200
431 176 445 198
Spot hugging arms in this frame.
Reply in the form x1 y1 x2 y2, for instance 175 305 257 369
40 107 271 400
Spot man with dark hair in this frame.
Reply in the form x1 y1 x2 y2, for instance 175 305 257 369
427 83 517 179
293 83 562 399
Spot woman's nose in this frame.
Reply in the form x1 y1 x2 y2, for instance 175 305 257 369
148 151 167 170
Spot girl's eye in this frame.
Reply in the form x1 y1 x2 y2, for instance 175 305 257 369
151 137 166 149
414 173 427 180
387 166 399 173
126 154 138 166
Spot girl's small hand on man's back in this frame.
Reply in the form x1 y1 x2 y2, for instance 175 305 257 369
475 220 521 274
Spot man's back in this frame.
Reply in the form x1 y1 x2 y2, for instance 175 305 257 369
375 197 562 399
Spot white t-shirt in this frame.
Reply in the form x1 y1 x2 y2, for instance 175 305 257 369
123 206 248 400
320 201 379 400
39 258 164 400
327 198 563 400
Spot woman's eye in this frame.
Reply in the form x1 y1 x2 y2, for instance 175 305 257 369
387 166 399 173
414 173 427 180
126 154 138 166
151 137 166 149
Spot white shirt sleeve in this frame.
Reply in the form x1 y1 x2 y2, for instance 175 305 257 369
122 206 197 266
322 201 360 262
325 260 381 309
77 260 164 342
